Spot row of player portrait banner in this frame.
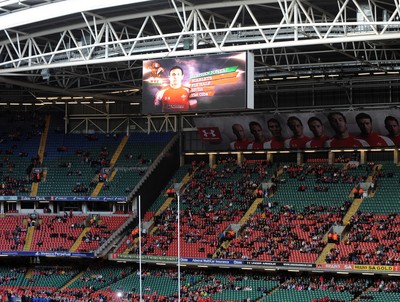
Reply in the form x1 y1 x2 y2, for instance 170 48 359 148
194 109 400 150
114 254 400 272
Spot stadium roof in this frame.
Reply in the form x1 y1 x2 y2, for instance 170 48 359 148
1 0 400 111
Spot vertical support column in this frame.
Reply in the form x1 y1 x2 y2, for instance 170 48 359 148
237 152 243 165
82 202 87 214
1 201 4 214
174 183 183 302
53 201 58 214
328 152 334 164
131 198 138 217
297 152 303 165
138 195 143 302
85 119 89 135
132 198 139 217
267 152 273 163
359 150 366 165
126 118 130 136
394 149 399 165
209 153 216 168
64 103 68 134
179 131 184 167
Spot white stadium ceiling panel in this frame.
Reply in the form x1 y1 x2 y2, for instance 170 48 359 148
0 0 400 109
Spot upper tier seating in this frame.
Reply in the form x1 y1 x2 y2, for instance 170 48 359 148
97 132 175 197
128 158 264 258
264 162 369 213
0 112 44 197
358 161 399 214
0 112 175 198
38 133 123 196
123 159 359 264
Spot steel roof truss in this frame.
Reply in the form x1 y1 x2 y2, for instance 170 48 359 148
1 0 400 75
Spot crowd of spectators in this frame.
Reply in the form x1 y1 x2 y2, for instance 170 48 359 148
132 157 378 264
0 265 396 302
133 159 273 257
54 142 114 195
0 113 46 194
219 201 349 262
282 163 369 186
279 275 368 297
0 176 31 196
330 212 400 265
5 224 26 251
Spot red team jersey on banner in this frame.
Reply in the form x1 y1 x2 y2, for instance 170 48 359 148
325 136 368 148
230 139 253 150
247 141 266 150
305 135 330 148
389 134 400 146
284 136 310 149
263 137 285 149
356 133 394 147
156 86 190 112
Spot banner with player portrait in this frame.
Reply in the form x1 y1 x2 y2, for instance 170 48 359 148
142 52 254 114
193 109 400 151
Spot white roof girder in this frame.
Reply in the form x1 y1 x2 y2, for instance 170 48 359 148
0 0 399 75
0 0 151 31
0 0 399 107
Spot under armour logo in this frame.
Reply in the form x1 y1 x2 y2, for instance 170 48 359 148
197 127 222 142
202 129 217 137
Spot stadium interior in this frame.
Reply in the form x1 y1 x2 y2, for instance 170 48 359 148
0 1 400 302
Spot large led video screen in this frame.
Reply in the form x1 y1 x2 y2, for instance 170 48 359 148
141 52 254 114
